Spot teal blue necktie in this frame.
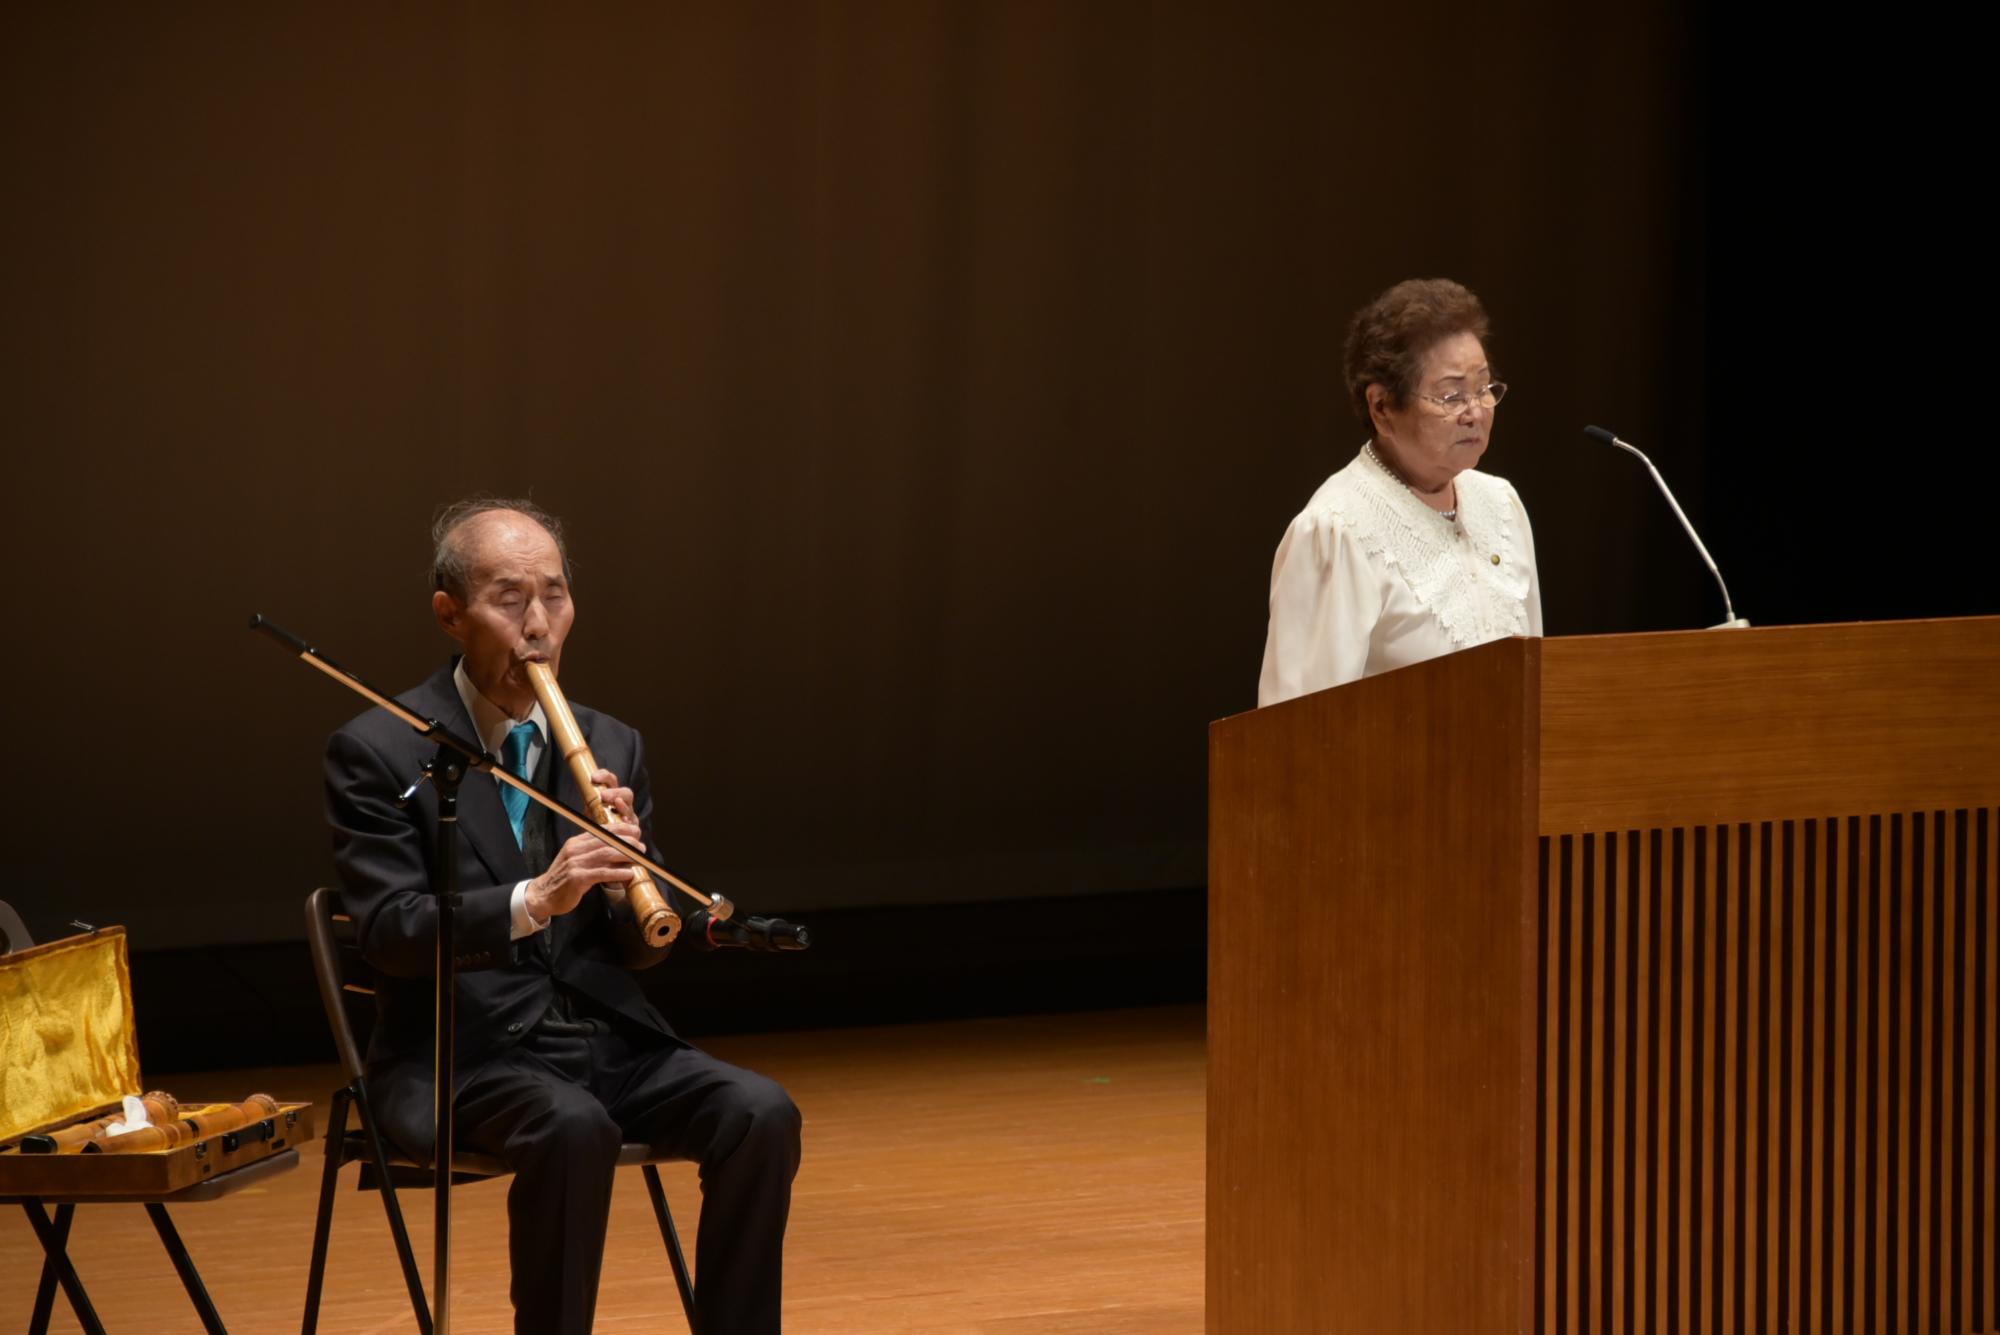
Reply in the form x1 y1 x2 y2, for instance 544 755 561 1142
501 720 539 846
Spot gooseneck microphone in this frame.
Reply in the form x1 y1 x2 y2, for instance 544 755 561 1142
1584 425 1749 629
687 908 811 952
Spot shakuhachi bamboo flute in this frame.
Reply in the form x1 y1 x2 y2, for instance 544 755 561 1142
26 1091 179 1153
178 1093 281 1141
88 1118 194 1153
525 660 682 955
90 1094 281 1153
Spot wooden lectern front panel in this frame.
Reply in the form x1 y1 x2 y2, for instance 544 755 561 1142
1208 638 1538 1335
1535 810 1999 1335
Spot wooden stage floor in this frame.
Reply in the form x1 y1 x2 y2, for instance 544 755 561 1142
3 1006 1205 1334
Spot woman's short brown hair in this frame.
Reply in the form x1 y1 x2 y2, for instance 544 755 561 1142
1342 278 1490 426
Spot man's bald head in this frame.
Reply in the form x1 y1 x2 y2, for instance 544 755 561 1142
429 497 576 716
431 497 571 600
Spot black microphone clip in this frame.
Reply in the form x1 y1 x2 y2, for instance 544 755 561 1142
689 909 811 952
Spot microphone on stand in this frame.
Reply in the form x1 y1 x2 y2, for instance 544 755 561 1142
1584 425 1750 629
687 908 811 952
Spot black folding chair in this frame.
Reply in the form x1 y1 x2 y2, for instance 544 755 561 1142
0 898 31 954
300 886 699 1334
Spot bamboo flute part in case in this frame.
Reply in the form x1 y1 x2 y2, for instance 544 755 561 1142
525 660 694 967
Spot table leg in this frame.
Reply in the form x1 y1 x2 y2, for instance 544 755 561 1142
145 1202 229 1335
27 1201 74 1335
20 1199 107 1335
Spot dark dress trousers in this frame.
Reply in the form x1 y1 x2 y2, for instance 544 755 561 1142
325 661 800 1335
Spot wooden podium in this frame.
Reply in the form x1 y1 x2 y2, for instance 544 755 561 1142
1207 617 2000 1334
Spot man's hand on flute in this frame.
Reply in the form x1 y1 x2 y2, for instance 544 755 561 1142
523 767 639 921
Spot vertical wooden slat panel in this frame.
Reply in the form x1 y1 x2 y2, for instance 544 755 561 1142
1555 832 1574 1335
1894 812 1914 1333
1671 826 1693 1335
1943 806 1962 1335
1778 818 1800 1334
1655 826 1675 1332
1583 832 1603 1335
1976 803 1992 1335
1912 807 1928 1335
1889 808 1907 1335
1982 805 1996 1335
1858 811 1875 1335
1532 806 1997 1334
1914 809 1930 1332
1827 815 1852 1335
1564 832 1583 1335
1723 821 1745 1335
1712 822 1734 1335
1752 819 1774 1335
1691 823 1715 1335
1648 827 1664 1327
1922 809 1944 1335
1955 809 1973 1335
1628 829 1645 1335
1607 829 1627 1335
1800 817 1825 1335
1539 836 1556 1335
1864 815 1880 1335
1976 808 1994 1334
1942 807 1963 1335
1950 808 1970 1335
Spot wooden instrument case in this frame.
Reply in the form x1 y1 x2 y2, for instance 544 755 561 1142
0 927 313 1196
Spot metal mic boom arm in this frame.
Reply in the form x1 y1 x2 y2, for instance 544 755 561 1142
248 613 734 919
1583 425 1749 629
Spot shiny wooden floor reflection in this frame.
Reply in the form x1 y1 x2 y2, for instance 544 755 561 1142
3 1007 1204 1334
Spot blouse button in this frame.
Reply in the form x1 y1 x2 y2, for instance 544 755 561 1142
1490 554 1501 565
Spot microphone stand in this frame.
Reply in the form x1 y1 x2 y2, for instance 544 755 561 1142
421 744 463 1335
250 614 739 1334
1584 426 1750 629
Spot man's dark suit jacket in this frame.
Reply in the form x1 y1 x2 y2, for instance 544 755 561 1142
324 661 684 1093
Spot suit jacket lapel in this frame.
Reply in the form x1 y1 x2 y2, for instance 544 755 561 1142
405 663 531 889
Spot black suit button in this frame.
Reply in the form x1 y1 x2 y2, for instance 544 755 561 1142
507 1022 524 1035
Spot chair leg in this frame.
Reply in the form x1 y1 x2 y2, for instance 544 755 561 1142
145 1202 229 1334
22 1199 108 1335
301 1085 351 1335
353 1076 434 1335
642 1163 701 1335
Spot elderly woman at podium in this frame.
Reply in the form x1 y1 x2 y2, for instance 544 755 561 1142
1257 278 1542 706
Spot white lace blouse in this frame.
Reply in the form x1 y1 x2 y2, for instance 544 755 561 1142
1257 444 1542 706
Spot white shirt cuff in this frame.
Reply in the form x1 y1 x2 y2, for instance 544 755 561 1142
509 881 548 940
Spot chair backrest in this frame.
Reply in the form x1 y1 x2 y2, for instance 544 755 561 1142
304 887 374 1086
0 900 31 954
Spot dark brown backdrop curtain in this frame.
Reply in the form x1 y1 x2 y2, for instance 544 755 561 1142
2 1 1705 947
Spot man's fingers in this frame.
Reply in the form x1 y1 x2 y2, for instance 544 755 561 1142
566 826 642 856
577 851 637 879
564 837 637 878
588 769 635 820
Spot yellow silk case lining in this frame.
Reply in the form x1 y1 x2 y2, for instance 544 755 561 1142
0 929 140 1146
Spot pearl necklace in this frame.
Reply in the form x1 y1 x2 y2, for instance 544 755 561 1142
1366 441 1456 521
